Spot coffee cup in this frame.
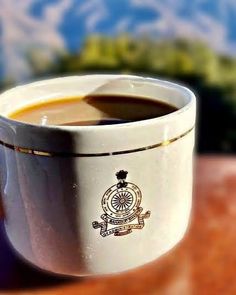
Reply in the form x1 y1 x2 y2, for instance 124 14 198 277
0 75 196 276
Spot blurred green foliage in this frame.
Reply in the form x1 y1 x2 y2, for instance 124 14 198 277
2 35 236 153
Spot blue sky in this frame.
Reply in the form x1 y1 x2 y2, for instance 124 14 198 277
1 0 236 81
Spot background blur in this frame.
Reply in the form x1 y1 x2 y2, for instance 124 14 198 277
0 2 236 294
1 0 236 153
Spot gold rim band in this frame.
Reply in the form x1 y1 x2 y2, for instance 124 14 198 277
0 126 194 157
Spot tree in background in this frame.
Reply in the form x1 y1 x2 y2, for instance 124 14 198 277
1 35 236 153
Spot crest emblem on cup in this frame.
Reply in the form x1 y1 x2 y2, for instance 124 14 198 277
92 170 151 237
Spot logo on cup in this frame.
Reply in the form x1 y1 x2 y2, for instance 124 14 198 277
92 170 151 237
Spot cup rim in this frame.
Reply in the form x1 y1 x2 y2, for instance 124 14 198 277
0 74 196 132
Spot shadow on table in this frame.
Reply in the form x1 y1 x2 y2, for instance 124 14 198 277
0 221 77 291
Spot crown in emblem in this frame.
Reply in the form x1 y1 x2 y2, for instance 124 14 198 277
116 170 128 180
116 170 128 188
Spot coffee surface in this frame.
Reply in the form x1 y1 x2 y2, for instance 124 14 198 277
8 95 177 126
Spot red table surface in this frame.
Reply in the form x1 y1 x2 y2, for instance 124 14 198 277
0 156 235 295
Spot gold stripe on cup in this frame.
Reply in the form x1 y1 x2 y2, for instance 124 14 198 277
0 126 194 158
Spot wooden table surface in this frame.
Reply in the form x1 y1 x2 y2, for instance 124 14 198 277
0 156 235 295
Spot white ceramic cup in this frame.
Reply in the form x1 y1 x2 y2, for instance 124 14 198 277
0 75 196 276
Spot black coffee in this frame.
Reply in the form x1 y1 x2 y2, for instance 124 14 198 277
8 94 177 126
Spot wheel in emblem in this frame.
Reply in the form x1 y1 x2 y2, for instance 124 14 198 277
111 191 133 211
102 183 141 219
